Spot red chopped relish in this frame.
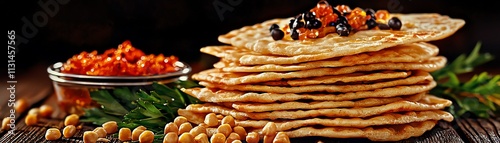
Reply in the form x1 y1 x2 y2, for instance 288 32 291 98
269 0 402 41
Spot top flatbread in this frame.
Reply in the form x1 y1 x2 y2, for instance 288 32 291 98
218 13 465 56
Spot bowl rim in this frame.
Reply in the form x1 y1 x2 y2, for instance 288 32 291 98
47 61 191 80
49 74 186 86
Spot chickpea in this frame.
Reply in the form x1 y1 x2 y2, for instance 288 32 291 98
194 133 209 143
174 116 188 127
93 127 107 138
102 121 118 134
39 104 54 118
232 140 243 143
246 132 260 143
204 113 219 127
62 125 77 138
189 125 207 137
262 122 278 137
210 133 226 143
163 132 178 143
97 138 110 142
164 122 178 134
226 132 241 143
83 131 98 143
28 108 40 116
2 117 12 130
45 128 61 140
64 114 79 126
263 135 274 143
139 130 155 143
136 125 147 130
178 132 195 143
132 128 145 141
216 115 224 120
221 116 235 127
272 132 290 143
25 113 38 126
178 122 193 134
14 98 29 113
119 128 132 141
217 124 232 137
233 126 247 139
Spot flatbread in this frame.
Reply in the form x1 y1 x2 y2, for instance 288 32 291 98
192 56 446 85
198 71 432 93
183 95 452 120
228 93 426 112
281 120 438 141
263 71 411 86
177 109 452 129
181 81 436 103
218 13 464 57
206 42 439 67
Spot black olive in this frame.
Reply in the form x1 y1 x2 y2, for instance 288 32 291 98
378 23 391 30
289 19 296 29
306 19 322 29
366 18 377 29
336 16 348 25
271 29 285 40
269 24 280 32
388 17 402 30
291 29 300 40
343 12 351 16
365 8 375 15
333 8 342 16
295 14 303 21
328 21 336 27
336 24 350 36
304 11 316 21
295 21 305 28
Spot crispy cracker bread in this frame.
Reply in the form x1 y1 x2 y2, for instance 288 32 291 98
193 57 445 85
181 81 436 103
178 109 452 129
227 93 425 112
183 95 452 120
263 71 411 86
281 120 438 141
205 42 439 67
218 13 464 57
198 71 432 93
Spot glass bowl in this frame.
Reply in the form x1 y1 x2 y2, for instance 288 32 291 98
47 61 192 115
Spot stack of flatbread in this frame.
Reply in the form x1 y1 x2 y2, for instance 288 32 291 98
179 13 465 141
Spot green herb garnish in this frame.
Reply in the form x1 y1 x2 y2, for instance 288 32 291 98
80 80 202 135
431 42 499 118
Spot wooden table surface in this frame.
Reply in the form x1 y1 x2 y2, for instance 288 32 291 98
1 62 499 143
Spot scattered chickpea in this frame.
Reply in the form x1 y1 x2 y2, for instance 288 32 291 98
178 132 195 143
64 114 79 126
178 122 193 134
14 98 29 113
226 132 241 143
83 131 98 143
221 116 235 127
163 132 178 143
210 133 226 143
45 128 61 140
189 125 207 137
174 116 188 127
217 124 232 137
194 133 209 143
63 125 77 138
132 127 145 141
25 113 38 126
233 126 247 139
262 122 278 137
264 135 274 143
97 138 110 142
139 130 155 143
28 108 40 116
204 113 219 127
119 128 132 141
232 140 243 143
136 125 147 130
164 122 178 134
246 132 260 143
39 104 54 118
272 132 291 143
93 127 107 138
2 117 11 130
102 121 118 134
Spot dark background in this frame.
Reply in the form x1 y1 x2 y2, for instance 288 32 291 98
5 0 500 76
